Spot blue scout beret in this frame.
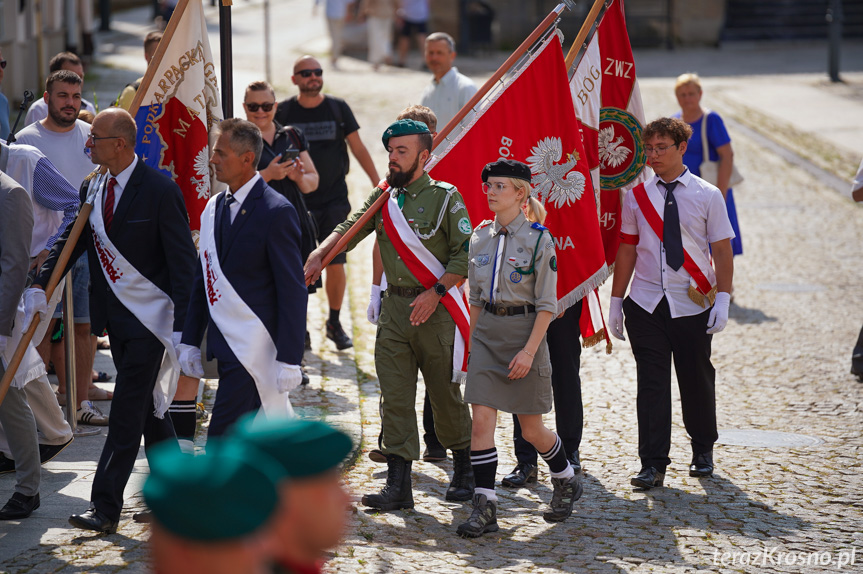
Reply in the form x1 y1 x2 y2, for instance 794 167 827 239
143 440 283 542
482 159 532 183
382 119 430 149
232 417 353 479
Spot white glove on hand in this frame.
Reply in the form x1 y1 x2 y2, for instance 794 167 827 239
367 284 383 325
0 335 8 356
177 343 205 379
276 363 303 394
609 296 626 341
171 332 183 351
23 288 48 330
706 291 731 334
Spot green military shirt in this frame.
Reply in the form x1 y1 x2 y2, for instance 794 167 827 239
334 172 472 288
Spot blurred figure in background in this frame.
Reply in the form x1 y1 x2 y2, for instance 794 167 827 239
361 0 397 70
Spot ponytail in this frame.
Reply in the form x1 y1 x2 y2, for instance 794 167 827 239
524 196 547 225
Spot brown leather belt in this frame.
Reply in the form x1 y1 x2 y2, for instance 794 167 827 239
484 302 536 316
387 285 426 298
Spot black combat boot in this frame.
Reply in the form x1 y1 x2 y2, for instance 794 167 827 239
361 455 414 510
446 447 475 501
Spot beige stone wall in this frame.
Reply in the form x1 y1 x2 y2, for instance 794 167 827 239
673 0 726 46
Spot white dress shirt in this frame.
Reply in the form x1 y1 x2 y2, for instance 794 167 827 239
419 67 478 129
620 169 734 318
226 173 261 223
104 155 139 213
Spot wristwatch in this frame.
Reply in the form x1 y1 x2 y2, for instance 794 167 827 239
433 282 447 297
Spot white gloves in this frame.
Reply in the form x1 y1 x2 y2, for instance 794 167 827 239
609 296 625 341
706 291 731 334
23 288 48 330
367 284 382 325
171 332 183 350
176 343 204 379
0 334 8 356
276 362 303 394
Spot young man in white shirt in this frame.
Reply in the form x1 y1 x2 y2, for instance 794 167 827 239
608 116 734 490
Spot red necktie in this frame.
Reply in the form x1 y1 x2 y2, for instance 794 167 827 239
104 177 117 232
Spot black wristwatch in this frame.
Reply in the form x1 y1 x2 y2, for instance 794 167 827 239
433 282 447 297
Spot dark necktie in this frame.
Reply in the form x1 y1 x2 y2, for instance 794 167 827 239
219 193 235 251
659 180 684 271
104 177 117 233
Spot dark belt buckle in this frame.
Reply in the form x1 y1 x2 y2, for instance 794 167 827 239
495 305 507 317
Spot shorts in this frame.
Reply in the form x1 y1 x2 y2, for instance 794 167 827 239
53 255 90 323
399 19 428 37
310 200 351 266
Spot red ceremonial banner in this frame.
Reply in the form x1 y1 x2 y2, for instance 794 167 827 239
430 35 608 312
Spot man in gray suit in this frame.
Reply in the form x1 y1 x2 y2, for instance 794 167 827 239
0 170 40 519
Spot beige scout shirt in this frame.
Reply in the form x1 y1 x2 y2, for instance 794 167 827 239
468 210 557 315
334 172 472 288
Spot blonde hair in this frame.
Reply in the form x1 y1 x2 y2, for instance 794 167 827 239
397 104 438 133
674 72 702 93
510 178 546 224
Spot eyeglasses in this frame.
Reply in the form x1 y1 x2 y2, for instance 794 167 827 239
87 133 121 143
0 60 6 69
643 143 678 156
295 68 323 78
481 182 512 194
245 102 275 112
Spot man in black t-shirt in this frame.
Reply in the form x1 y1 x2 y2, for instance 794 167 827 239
276 56 379 350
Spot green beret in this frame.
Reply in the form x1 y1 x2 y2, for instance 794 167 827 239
232 417 353 480
143 440 283 542
482 159 532 183
382 119 430 149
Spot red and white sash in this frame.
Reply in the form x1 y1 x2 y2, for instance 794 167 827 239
198 193 294 418
379 185 471 383
87 174 179 417
632 183 717 307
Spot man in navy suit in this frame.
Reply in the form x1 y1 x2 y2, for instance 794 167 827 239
179 118 307 437
28 108 197 532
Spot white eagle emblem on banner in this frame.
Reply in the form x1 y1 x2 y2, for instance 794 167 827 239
598 125 632 169
527 137 586 208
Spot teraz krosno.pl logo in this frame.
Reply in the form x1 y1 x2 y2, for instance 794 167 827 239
712 547 857 569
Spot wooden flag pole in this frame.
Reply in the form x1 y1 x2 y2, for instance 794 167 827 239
0 204 94 406
564 0 607 70
219 0 234 118
317 2 571 268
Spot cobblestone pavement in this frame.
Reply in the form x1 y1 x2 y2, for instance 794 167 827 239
2 1 863 571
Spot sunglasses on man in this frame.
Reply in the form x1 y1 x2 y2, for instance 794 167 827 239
245 102 275 112
295 68 323 78
0 60 6 69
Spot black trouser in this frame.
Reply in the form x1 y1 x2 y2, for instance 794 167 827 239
624 297 717 473
208 360 262 438
512 299 583 466
92 332 176 521
852 324 863 376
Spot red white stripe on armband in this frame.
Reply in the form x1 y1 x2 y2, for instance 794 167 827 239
619 233 639 245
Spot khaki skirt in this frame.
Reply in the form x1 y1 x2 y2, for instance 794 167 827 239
463 309 552 414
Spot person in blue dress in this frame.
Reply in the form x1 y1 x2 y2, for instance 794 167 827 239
674 73 743 257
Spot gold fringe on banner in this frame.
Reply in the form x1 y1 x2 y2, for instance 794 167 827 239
688 285 717 308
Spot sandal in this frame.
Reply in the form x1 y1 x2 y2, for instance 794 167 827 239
88 387 113 401
92 371 112 383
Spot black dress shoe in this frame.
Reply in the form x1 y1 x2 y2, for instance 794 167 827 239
569 450 582 474
501 463 538 488
0 453 15 475
69 506 118 533
132 511 153 523
300 368 310 386
0 492 40 520
422 444 447 462
631 466 665 489
689 452 714 477
39 437 74 464
325 321 353 350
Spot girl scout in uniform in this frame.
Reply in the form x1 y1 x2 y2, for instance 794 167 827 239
457 159 583 538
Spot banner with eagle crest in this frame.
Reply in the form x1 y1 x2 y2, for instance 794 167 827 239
428 33 608 315
569 0 649 267
129 0 223 240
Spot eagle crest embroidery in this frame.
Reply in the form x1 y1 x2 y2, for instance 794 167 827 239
527 137 586 208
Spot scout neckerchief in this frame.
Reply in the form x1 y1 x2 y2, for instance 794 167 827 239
632 182 717 308
87 173 180 417
198 191 296 419
378 180 471 384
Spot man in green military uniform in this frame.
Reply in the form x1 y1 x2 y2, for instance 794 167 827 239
304 119 474 510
